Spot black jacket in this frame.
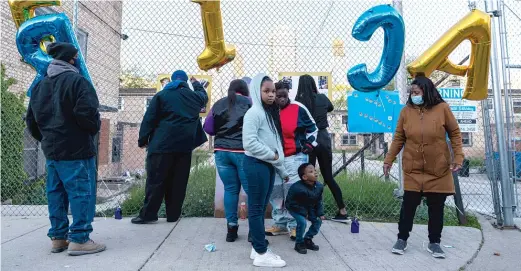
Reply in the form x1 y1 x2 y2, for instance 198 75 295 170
285 180 324 218
26 61 100 161
138 80 208 153
212 95 251 150
314 94 334 130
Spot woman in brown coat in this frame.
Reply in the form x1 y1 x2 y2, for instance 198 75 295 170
383 75 464 259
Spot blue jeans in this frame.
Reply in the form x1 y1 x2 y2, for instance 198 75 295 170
290 211 322 244
270 153 308 230
46 157 96 244
244 155 275 254
215 151 248 226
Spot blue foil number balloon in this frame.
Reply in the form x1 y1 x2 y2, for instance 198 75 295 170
16 13 92 97
347 5 405 92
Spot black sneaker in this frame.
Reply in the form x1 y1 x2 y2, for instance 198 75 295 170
226 225 238 242
427 243 446 259
331 213 350 223
304 238 319 251
391 239 407 255
131 217 158 224
294 242 307 254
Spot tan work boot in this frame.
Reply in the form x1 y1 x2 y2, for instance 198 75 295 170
67 239 106 256
51 239 69 253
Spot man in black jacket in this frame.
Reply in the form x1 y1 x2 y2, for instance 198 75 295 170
26 42 105 256
132 70 208 224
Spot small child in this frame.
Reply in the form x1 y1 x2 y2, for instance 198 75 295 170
285 163 324 254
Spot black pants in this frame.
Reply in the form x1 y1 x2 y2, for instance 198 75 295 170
309 129 346 210
398 191 447 244
139 152 192 221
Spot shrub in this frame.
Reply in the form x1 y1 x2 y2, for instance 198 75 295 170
1 63 27 202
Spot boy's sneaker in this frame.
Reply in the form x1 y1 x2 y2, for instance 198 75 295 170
331 213 350 223
226 225 238 242
427 243 446 259
51 239 69 253
294 242 307 254
265 226 288 236
67 239 106 256
253 250 286 267
304 238 319 251
391 239 407 255
290 228 296 241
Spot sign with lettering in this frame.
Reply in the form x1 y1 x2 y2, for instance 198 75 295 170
439 88 478 133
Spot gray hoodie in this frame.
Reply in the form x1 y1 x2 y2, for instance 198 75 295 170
47 59 79 77
243 73 288 178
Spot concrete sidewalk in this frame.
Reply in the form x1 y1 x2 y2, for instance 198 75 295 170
1 216 487 271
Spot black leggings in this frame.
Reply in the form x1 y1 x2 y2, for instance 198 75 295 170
398 191 447 243
309 129 346 210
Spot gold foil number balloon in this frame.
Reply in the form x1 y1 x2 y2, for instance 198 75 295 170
407 10 491 100
192 0 236 71
8 0 61 28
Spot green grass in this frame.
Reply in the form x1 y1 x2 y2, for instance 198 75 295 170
121 166 215 217
467 157 485 168
120 168 480 229
328 172 480 229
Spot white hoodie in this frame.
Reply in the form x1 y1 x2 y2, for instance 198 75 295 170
243 73 289 178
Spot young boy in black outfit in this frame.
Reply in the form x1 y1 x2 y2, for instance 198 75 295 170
285 163 324 254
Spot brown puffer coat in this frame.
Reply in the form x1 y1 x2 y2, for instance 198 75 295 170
384 102 464 194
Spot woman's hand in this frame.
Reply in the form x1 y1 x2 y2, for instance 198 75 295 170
190 76 198 83
273 152 279 161
450 163 462 172
383 163 392 176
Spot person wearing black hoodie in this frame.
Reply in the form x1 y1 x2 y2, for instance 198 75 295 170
26 42 105 256
132 70 208 225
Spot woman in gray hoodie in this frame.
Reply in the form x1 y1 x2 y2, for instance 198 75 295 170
243 74 289 268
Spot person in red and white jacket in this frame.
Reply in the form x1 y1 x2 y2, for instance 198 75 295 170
265 80 318 240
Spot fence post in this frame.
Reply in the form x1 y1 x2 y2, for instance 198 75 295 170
361 149 365 174
487 0 515 227
342 150 346 174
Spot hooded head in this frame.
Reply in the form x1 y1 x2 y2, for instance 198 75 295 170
165 70 193 90
171 70 188 82
47 42 78 63
249 73 276 108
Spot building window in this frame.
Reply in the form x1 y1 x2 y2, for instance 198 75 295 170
112 137 122 163
461 132 472 147
486 98 494 110
341 134 357 146
144 97 153 111
513 99 521 114
35 7 55 15
118 97 124 110
76 28 89 60
342 115 347 125
35 7 88 60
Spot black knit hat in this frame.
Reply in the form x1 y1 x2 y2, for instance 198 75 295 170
47 42 78 62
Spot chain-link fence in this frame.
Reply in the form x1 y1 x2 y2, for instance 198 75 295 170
1 0 520 226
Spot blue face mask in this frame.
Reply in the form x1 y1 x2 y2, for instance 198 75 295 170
411 95 424 105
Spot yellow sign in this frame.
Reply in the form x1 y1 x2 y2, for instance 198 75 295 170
156 74 212 117
278 72 333 101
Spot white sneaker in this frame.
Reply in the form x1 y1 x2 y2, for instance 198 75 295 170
250 247 281 260
253 250 286 267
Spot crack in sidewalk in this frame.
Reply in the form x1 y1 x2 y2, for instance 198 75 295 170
138 218 181 271
320 226 355 271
